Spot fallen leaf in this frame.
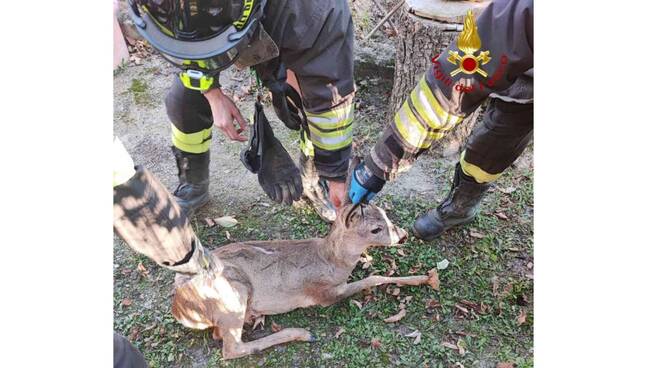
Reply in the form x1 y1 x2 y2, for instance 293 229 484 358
334 327 345 338
455 304 469 315
405 330 422 345
384 308 406 323
350 299 363 310
225 230 231 240
454 363 465 368
495 212 509 220
397 249 406 257
497 363 515 368
121 298 132 307
527 262 534 269
370 338 381 349
441 341 459 350
492 276 500 296
498 186 517 194
457 338 467 356
252 315 265 331
271 321 282 332
403 295 413 304
427 269 440 290
136 262 148 277
436 259 450 270
469 230 485 239
517 308 527 325
204 218 215 227
214 216 238 228
426 299 441 309
129 327 140 341
391 287 400 296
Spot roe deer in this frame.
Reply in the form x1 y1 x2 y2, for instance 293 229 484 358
171 201 439 359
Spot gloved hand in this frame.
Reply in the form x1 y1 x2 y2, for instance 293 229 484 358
349 162 385 204
241 100 303 205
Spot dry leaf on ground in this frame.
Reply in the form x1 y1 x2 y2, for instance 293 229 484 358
457 338 467 356
497 186 517 194
334 327 345 339
497 363 515 368
517 308 527 325
441 341 459 350
121 298 132 307
405 330 422 345
495 212 509 220
370 338 381 349
469 230 485 239
426 299 441 309
436 259 450 270
214 216 238 228
383 308 406 323
350 299 363 310
137 262 149 277
204 218 215 227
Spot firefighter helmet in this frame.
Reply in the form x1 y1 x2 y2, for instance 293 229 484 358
127 0 266 89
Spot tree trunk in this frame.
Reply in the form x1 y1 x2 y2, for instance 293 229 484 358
389 0 490 159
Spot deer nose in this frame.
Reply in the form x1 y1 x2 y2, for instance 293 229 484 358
397 228 408 244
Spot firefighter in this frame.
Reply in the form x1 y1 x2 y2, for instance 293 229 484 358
349 0 534 240
113 137 216 367
126 0 356 222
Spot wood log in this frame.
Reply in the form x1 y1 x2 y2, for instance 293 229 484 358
390 0 491 159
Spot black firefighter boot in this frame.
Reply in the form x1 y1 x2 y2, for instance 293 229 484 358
172 147 210 217
413 162 491 241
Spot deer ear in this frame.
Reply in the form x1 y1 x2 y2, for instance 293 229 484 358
343 202 363 228
340 157 361 207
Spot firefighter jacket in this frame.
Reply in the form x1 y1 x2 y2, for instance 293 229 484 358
255 0 356 181
365 0 533 181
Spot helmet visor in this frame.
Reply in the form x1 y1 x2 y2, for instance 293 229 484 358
160 47 239 74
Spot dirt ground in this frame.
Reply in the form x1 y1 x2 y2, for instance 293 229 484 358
114 3 533 367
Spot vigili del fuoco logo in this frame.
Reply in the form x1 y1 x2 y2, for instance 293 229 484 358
447 9 491 77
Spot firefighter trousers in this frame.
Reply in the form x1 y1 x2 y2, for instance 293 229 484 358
460 98 533 183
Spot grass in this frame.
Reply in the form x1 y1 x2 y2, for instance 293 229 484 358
113 156 533 367
113 65 533 367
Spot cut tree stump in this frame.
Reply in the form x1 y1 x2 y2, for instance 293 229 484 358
390 0 491 159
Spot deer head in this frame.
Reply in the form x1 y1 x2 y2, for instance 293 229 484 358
333 202 408 248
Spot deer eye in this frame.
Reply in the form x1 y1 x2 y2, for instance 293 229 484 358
371 227 383 234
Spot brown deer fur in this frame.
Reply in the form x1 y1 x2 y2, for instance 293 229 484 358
171 201 439 360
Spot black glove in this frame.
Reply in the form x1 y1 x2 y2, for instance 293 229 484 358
240 100 303 204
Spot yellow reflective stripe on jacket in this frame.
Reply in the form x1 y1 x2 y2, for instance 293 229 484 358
171 124 212 154
460 151 502 183
306 103 354 130
394 100 436 149
308 124 353 151
305 103 354 151
413 77 463 130
300 130 315 157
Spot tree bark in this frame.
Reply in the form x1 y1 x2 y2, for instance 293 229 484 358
390 1 486 159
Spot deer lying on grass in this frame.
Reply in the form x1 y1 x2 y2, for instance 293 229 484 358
172 201 439 360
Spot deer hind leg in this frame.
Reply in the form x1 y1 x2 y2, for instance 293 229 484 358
214 281 313 360
334 275 432 301
222 327 314 360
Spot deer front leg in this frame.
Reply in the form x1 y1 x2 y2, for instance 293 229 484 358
333 274 434 301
